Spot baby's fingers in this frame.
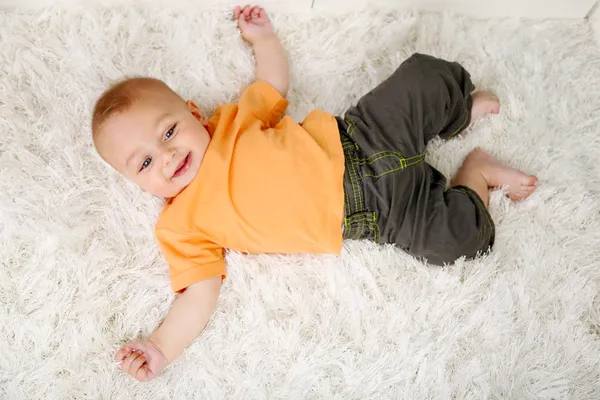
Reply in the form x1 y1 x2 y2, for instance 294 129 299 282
115 346 133 362
136 365 156 382
128 353 148 378
120 351 143 372
242 5 252 18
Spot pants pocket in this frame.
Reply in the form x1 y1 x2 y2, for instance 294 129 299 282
343 211 380 242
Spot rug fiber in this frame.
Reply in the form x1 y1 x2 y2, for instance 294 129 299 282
1 5 600 399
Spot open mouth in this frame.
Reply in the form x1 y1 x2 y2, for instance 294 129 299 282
172 152 191 178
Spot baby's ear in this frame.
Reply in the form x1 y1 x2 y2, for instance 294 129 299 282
186 100 208 125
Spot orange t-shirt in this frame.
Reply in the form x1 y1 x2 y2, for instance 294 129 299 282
155 81 345 292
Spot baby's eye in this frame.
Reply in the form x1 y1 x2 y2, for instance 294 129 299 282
165 124 177 140
140 157 152 171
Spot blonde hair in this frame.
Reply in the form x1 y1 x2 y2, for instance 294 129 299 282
91 77 180 145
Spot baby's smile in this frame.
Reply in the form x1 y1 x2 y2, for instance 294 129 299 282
171 152 192 179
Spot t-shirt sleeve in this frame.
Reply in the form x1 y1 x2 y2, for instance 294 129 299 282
238 80 289 128
155 228 226 293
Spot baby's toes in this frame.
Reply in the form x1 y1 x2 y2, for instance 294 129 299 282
490 103 500 114
522 185 537 194
488 97 500 114
526 175 538 186
509 193 523 201
513 185 536 200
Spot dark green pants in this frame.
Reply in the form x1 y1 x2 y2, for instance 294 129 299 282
338 53 495 265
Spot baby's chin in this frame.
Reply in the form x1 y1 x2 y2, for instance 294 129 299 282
151 183 191 199
151 175 197 199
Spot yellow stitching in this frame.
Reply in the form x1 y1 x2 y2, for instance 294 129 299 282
345 215 372 223
344 178 353 216
348 148 363 211
373 222 380 242
347 218 370 239
345 212 379 241
353 152 425 167
355 220 365 240
360 154 426 179
371 212 380 242
350 161 361 212
353 220 361 239
350 174 360 212
357 166 364 210
340 134 361 214
345 216 373 224
367 220 380 242
353 150 403 164
351 166 360 211
349 156 364 212
361 166 405 179
345 116 357 137
361 149 424 162
447 111 470 139
364 150 396 160
355 154 395 165
353 153 396 165
344 116 353 136
343 184 351 217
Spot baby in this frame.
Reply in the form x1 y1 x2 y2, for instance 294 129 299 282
92 6 537 382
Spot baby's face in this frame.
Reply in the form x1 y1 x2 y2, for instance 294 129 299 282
95 91 211 198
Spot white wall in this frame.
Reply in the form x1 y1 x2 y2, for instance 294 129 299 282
0 0 597 19
315 0 596 19
590 3 600 46
2 0 315 12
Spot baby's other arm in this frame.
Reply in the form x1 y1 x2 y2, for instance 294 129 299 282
235 5 289 97
115 276 222 382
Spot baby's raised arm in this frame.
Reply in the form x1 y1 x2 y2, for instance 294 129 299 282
235 5 289 97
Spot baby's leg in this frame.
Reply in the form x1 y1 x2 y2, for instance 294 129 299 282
452 149 537 205
407 153 536 265
394 55 498 146
344 53 482 156
457 92 500 139
471 92 500 120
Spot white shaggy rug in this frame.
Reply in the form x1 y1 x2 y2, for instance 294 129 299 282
1 5 600 399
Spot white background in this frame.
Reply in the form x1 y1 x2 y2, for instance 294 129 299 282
0 0 597 19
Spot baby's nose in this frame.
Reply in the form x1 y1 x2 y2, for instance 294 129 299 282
162 147 176 166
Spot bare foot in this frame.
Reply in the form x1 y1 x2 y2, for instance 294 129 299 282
465 149 538 201
471 91 500 120
457 92 500 139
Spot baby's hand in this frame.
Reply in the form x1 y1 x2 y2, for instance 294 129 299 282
115 339 168 382
234 5 275 44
